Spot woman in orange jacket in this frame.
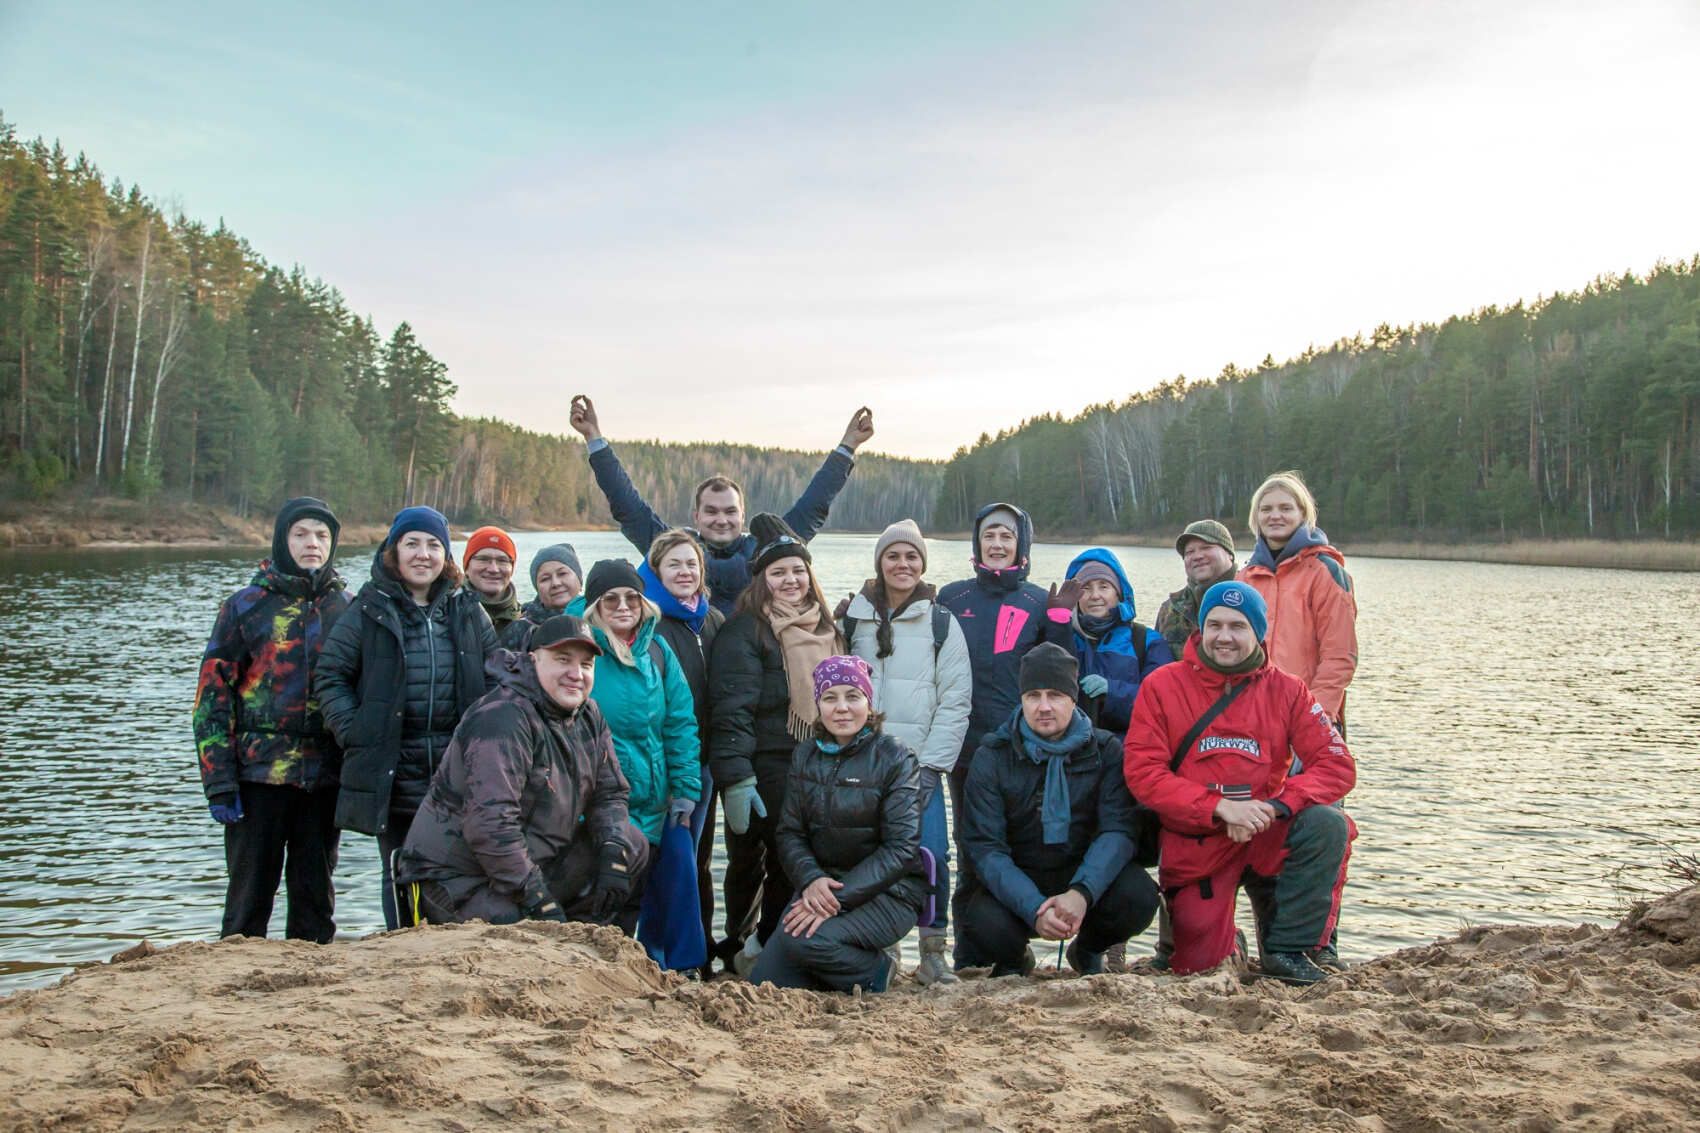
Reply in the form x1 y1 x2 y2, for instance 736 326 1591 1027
1238 471 1357 732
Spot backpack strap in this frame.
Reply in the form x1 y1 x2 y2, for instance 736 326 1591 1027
931 605 951 658
647 637 666 672
842 613 859 648
1130 620 1149 668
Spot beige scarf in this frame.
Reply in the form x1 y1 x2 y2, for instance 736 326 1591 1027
766 597 840 740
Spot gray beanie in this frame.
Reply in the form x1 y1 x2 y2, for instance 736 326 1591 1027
979 507 1021 539
874 519 927 574
530 543 583 590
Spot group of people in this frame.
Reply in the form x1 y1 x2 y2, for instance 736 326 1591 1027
193 399 1360 992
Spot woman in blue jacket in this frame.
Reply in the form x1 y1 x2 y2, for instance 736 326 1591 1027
582 559 702 933
1062 548 1175 737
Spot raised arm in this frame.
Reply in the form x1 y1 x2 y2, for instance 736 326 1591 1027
571 395 670 554
781 407 872 541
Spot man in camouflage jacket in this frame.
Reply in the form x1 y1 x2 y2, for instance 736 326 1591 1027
397 616 648 925
193 497 353 942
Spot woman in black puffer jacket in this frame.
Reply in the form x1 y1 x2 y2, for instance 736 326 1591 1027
749 655 923 994
315 506 499 929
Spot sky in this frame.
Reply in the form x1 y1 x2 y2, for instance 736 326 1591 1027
4 0 1700 459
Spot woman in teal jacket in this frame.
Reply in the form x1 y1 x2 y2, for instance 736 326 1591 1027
582 560 702 933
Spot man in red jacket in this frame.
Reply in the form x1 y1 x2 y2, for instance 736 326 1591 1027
1123 581 1355 985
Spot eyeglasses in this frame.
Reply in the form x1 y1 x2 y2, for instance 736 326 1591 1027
598 591 643 609
468 553 513 567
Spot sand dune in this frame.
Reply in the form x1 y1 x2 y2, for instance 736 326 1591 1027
4 886 1698 1132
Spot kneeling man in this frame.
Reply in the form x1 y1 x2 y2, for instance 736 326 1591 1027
961 643 1160 976
1124 582 1355 984
398 616 648 924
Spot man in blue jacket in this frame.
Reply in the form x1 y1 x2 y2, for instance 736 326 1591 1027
938 501 1075 963
569 395 875 614
959 643 1159 976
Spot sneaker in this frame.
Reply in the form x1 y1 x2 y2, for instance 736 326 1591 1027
869 948 898 993
915 935 959 986
1309 944 1347 972
731 935 762 979
1065 938 1106 976
1260 950 1328 986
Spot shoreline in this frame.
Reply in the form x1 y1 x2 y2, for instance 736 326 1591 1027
5 502 1696 572
3 886 1696 1130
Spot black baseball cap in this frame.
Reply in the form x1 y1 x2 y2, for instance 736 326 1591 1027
531 614 602 656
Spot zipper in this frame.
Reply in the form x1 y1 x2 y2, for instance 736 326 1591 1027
424 606 439 778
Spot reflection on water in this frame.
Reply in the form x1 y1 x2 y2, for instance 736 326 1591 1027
2 532 1697 992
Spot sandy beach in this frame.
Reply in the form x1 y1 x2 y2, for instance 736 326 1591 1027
3 885 1696 1131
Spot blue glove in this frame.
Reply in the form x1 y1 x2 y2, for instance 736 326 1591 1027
669 797 696 827
722 777 768 835
208 792 244 825
1080 674 1109 699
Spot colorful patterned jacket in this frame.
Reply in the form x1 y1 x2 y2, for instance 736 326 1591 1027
193 561 353 799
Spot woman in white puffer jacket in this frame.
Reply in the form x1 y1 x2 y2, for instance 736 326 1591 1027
839 519 972 985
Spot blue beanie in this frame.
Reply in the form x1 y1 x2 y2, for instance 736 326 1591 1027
531 543 583 590
1199 581 1268 642
386 505 451 553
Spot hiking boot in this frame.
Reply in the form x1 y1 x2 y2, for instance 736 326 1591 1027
1065 938 1106 976
1309 944 1347 972
1103 942 1128 973
1260 951 1328 986
731 935 762 979
915 935 959 986
992 945 1037 978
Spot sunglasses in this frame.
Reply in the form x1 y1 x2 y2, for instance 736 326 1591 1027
598 591 643 609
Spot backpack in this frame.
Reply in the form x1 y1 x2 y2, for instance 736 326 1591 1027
842 605 953 659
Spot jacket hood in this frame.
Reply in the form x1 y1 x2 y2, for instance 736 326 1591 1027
253 558 345 599
971 501 1034 585
1064 547 1137 623
1247 524 1334 572
271 496 340 580
365 548 452 609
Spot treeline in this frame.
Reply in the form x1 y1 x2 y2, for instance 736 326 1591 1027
937 260 1700 541
0 115 939 529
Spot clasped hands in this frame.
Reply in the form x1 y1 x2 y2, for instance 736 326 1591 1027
782 876 843 939
1214 797 1282 844
1034 889 1088 941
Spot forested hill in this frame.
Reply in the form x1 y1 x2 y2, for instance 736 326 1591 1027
0 116 939 530
936 260 1700 541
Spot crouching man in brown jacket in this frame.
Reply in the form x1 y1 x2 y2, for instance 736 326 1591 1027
396 615 649 925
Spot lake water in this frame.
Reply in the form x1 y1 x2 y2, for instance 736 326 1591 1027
2 531 1697 994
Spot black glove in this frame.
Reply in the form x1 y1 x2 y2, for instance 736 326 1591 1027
520 874 567 922
591 840 633 920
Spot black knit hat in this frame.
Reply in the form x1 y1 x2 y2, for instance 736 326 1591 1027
584 558 646 607
1019 642 1079 700
750 512 811 573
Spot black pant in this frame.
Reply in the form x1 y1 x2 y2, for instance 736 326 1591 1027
221 782 340 943
414 825 652 928
376 810 416 931
959 861 1160 975
948 766 984 965
749 891 918 993
721 753 794 948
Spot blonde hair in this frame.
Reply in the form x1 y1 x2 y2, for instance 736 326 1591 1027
1249 470 1318 538
586 594 663 667
647 528 710 601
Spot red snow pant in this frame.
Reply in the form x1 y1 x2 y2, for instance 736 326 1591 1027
1164 803 1355 975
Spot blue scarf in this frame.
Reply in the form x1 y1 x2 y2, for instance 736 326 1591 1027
639 560 709 635
1017 709 1092 845
815 726 873 755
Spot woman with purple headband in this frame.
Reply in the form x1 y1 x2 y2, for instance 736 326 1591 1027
747 655 925 993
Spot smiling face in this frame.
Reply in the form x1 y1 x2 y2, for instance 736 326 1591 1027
466 548 514 598
692 485 745 549
535 561 581 611
1020 687 1074 740
764 558 811 605
1078 578 1120 618
656 543 703 602
1202 607 1258 668
394 532 445 594
879 543 924 602
979 524 1018 569
597 586 644 636
286 519 333 571
532 642 597 710
817 684 871 742
1255 488 1303 549
1181 538 1235 585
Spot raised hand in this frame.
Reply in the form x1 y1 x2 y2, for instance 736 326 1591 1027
569 395 602 441
839 406 875 451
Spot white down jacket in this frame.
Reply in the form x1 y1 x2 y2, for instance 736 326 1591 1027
842 592 972 773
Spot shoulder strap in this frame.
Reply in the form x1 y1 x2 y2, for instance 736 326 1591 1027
647 637 666 671
1130 620 1148 667
931 605 951 657
842 613 859 646
1170 679 1251 773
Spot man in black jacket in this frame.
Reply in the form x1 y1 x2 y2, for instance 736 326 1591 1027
959 644 1159 976
568 395 875 614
